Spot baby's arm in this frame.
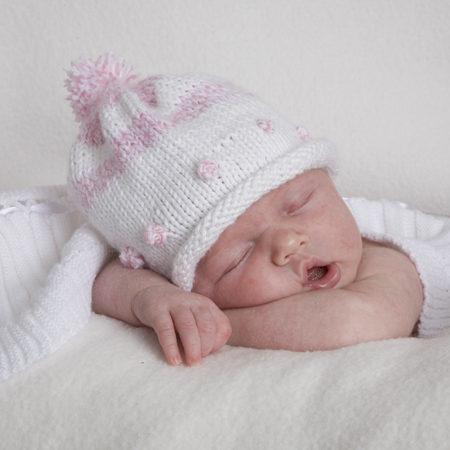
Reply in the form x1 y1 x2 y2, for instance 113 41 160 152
92 258 231 366
223 242 424 351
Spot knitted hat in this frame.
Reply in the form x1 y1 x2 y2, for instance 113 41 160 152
65 53 339 291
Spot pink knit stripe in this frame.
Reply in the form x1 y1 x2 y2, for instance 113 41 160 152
171 82 239 124
72 157 121 211
112 128 145 165
132 110 172 149
77 117 105 148
137 77 160 107
73 81 247 211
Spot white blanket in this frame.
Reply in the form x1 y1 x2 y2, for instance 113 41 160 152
2 186 450 449
0 186 113 381
0 188 450 450
1 313 450 449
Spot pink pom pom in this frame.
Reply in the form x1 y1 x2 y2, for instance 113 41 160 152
65 52 138 122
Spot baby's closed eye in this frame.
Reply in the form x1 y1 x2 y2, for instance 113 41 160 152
223 245 254 277
283 190 314 216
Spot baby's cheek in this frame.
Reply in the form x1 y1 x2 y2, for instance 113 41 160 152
231 278 265 308
237 274 295 307
335 224 362 258
215 264 305 309
215 275 272 309
245 276 257 286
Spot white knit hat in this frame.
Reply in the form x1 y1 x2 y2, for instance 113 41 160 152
66 53 339 291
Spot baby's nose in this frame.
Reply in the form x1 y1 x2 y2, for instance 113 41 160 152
271 229 309 266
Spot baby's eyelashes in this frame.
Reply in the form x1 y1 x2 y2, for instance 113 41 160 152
283 191 314 216
221 245 254 279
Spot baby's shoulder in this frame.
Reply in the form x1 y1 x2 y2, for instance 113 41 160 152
349 239 423 312
333 239 424 340
345 238 424 334
356 238 417 281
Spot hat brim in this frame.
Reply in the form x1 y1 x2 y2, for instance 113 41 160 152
171 139 338 291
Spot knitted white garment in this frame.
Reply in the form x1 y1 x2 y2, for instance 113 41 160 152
66 54 338 292
345 197 450 339
0 186 113 382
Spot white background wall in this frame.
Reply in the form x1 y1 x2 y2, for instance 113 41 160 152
1 0 450 215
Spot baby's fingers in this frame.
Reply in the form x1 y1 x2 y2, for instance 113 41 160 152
210 308 232 353
172 307 202 366
151 312 182 366
193 307 218 358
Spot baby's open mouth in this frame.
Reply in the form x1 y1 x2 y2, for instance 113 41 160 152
307 266 328 281
305 263 341 289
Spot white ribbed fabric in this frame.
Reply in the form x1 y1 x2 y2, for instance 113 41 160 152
0 186 113 382
66 54 338 291
345 197 450 339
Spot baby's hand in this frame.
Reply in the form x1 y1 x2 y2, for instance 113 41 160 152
132 284 232 366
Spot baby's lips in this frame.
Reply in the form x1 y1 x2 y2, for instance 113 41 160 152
305 262 341 290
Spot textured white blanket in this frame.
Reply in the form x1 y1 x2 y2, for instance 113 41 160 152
1 314 450 449
2 186 450 449
0 186 113 381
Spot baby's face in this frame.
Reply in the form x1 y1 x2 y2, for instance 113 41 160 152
193 169 363 309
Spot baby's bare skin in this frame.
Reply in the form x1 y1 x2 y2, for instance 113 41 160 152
93 259 231 366
92 170 424 365
193 170 363 309
223 239 423 352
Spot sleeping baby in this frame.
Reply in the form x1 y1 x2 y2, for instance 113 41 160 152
66 53 449 367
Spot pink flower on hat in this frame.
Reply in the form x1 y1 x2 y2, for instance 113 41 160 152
145 223 168 246
119 247 145 269
296 126 310 141
257 119 275 133
197 158 219 181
